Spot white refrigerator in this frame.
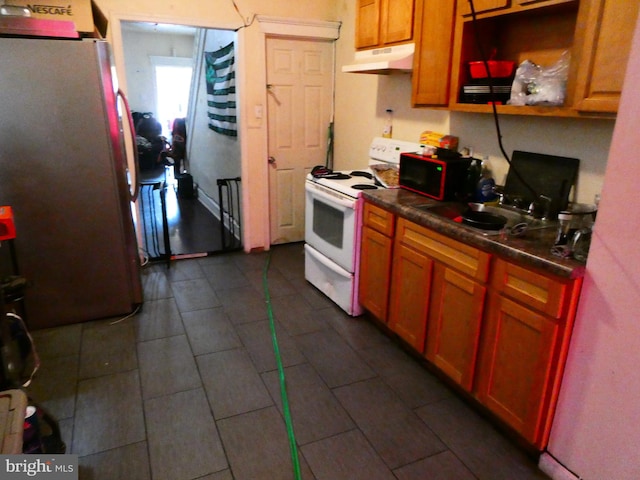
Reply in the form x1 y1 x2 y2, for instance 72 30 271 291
0 36 143 329
540 12 640 480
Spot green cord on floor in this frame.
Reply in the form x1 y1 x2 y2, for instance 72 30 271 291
263 252 302 480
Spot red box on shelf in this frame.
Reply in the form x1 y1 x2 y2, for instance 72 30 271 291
0 206 17 240
468 60 515 79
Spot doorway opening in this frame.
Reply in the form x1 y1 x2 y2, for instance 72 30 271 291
120 21 242 261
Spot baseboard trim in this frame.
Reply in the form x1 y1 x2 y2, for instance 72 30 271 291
539 453 581 480
196 185 241 243
195 186 220 219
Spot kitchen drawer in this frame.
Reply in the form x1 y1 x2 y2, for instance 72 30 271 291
491 258 569 318
517 0 575 7
459 0 573 16
363 202 395 237
396 218 490 282
459 0 508 16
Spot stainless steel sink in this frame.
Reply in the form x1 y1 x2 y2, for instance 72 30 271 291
413 202 468 220
414 202 557 236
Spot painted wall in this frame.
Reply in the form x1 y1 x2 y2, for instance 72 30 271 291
188 29 241 211
120 27 195 117
332 0 613 206
104 0 614 250
544 12 640 480
100 0 336 25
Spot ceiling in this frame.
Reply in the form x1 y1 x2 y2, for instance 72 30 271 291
121 21 198 36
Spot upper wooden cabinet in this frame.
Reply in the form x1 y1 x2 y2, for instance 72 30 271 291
355 0 415 49
411 0 457 106
356 0 381 48
569 0 640 113
448 0 637 116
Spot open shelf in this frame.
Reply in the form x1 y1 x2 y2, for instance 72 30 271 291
449 1 582 116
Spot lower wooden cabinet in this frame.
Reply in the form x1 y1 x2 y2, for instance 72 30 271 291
388 217 489 369
474 258 582 448
359 225 394 321
388 239 433 351
425 262 486 391
358 201 582 449
475 291 560 448
359 202 395 321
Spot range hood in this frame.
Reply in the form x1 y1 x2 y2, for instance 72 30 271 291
342 43 414 74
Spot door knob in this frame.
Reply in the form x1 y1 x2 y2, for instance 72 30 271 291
268 156 276 164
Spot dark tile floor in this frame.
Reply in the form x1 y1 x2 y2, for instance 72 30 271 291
27 243 549 480
139 168 238 260
165 182 234 256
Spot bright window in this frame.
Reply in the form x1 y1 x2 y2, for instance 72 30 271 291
150 56 193 137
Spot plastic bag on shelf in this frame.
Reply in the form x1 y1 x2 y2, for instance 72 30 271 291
508 51 570 106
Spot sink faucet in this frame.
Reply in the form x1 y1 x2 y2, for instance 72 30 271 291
529 195 552 219
493 185 505 205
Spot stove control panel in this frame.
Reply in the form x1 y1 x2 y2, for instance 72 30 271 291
368 137 421 165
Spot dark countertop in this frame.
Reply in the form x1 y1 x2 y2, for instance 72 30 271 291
362 189 586 279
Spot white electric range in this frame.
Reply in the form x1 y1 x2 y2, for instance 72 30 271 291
304 137 421 315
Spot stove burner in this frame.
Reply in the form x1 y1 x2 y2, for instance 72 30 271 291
350 171 373 179
352 184 378 190
311 165 353 180
313 172 351 180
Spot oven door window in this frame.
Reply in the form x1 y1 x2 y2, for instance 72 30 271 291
313 199 344 248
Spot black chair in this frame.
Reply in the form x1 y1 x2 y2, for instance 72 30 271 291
134 113 169 180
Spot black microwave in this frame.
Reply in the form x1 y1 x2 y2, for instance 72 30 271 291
399 152 471 201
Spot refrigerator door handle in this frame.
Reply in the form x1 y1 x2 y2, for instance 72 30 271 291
117 88 140 202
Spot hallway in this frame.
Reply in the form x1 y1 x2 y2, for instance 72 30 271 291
27 243 548 479
139 169 241 260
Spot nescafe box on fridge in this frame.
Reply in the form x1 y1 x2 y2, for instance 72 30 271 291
399 152 471 201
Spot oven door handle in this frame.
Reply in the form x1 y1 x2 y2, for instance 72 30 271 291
306 184 356 210
305 244 351 277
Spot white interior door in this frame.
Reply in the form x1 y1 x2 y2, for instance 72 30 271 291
266 36 334 244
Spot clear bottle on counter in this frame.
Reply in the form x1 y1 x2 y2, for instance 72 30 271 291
382 109 393 138
554 212 572 245
475 158 498 203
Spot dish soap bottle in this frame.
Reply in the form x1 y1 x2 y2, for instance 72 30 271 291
475 158 498 203
382 109 393 138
